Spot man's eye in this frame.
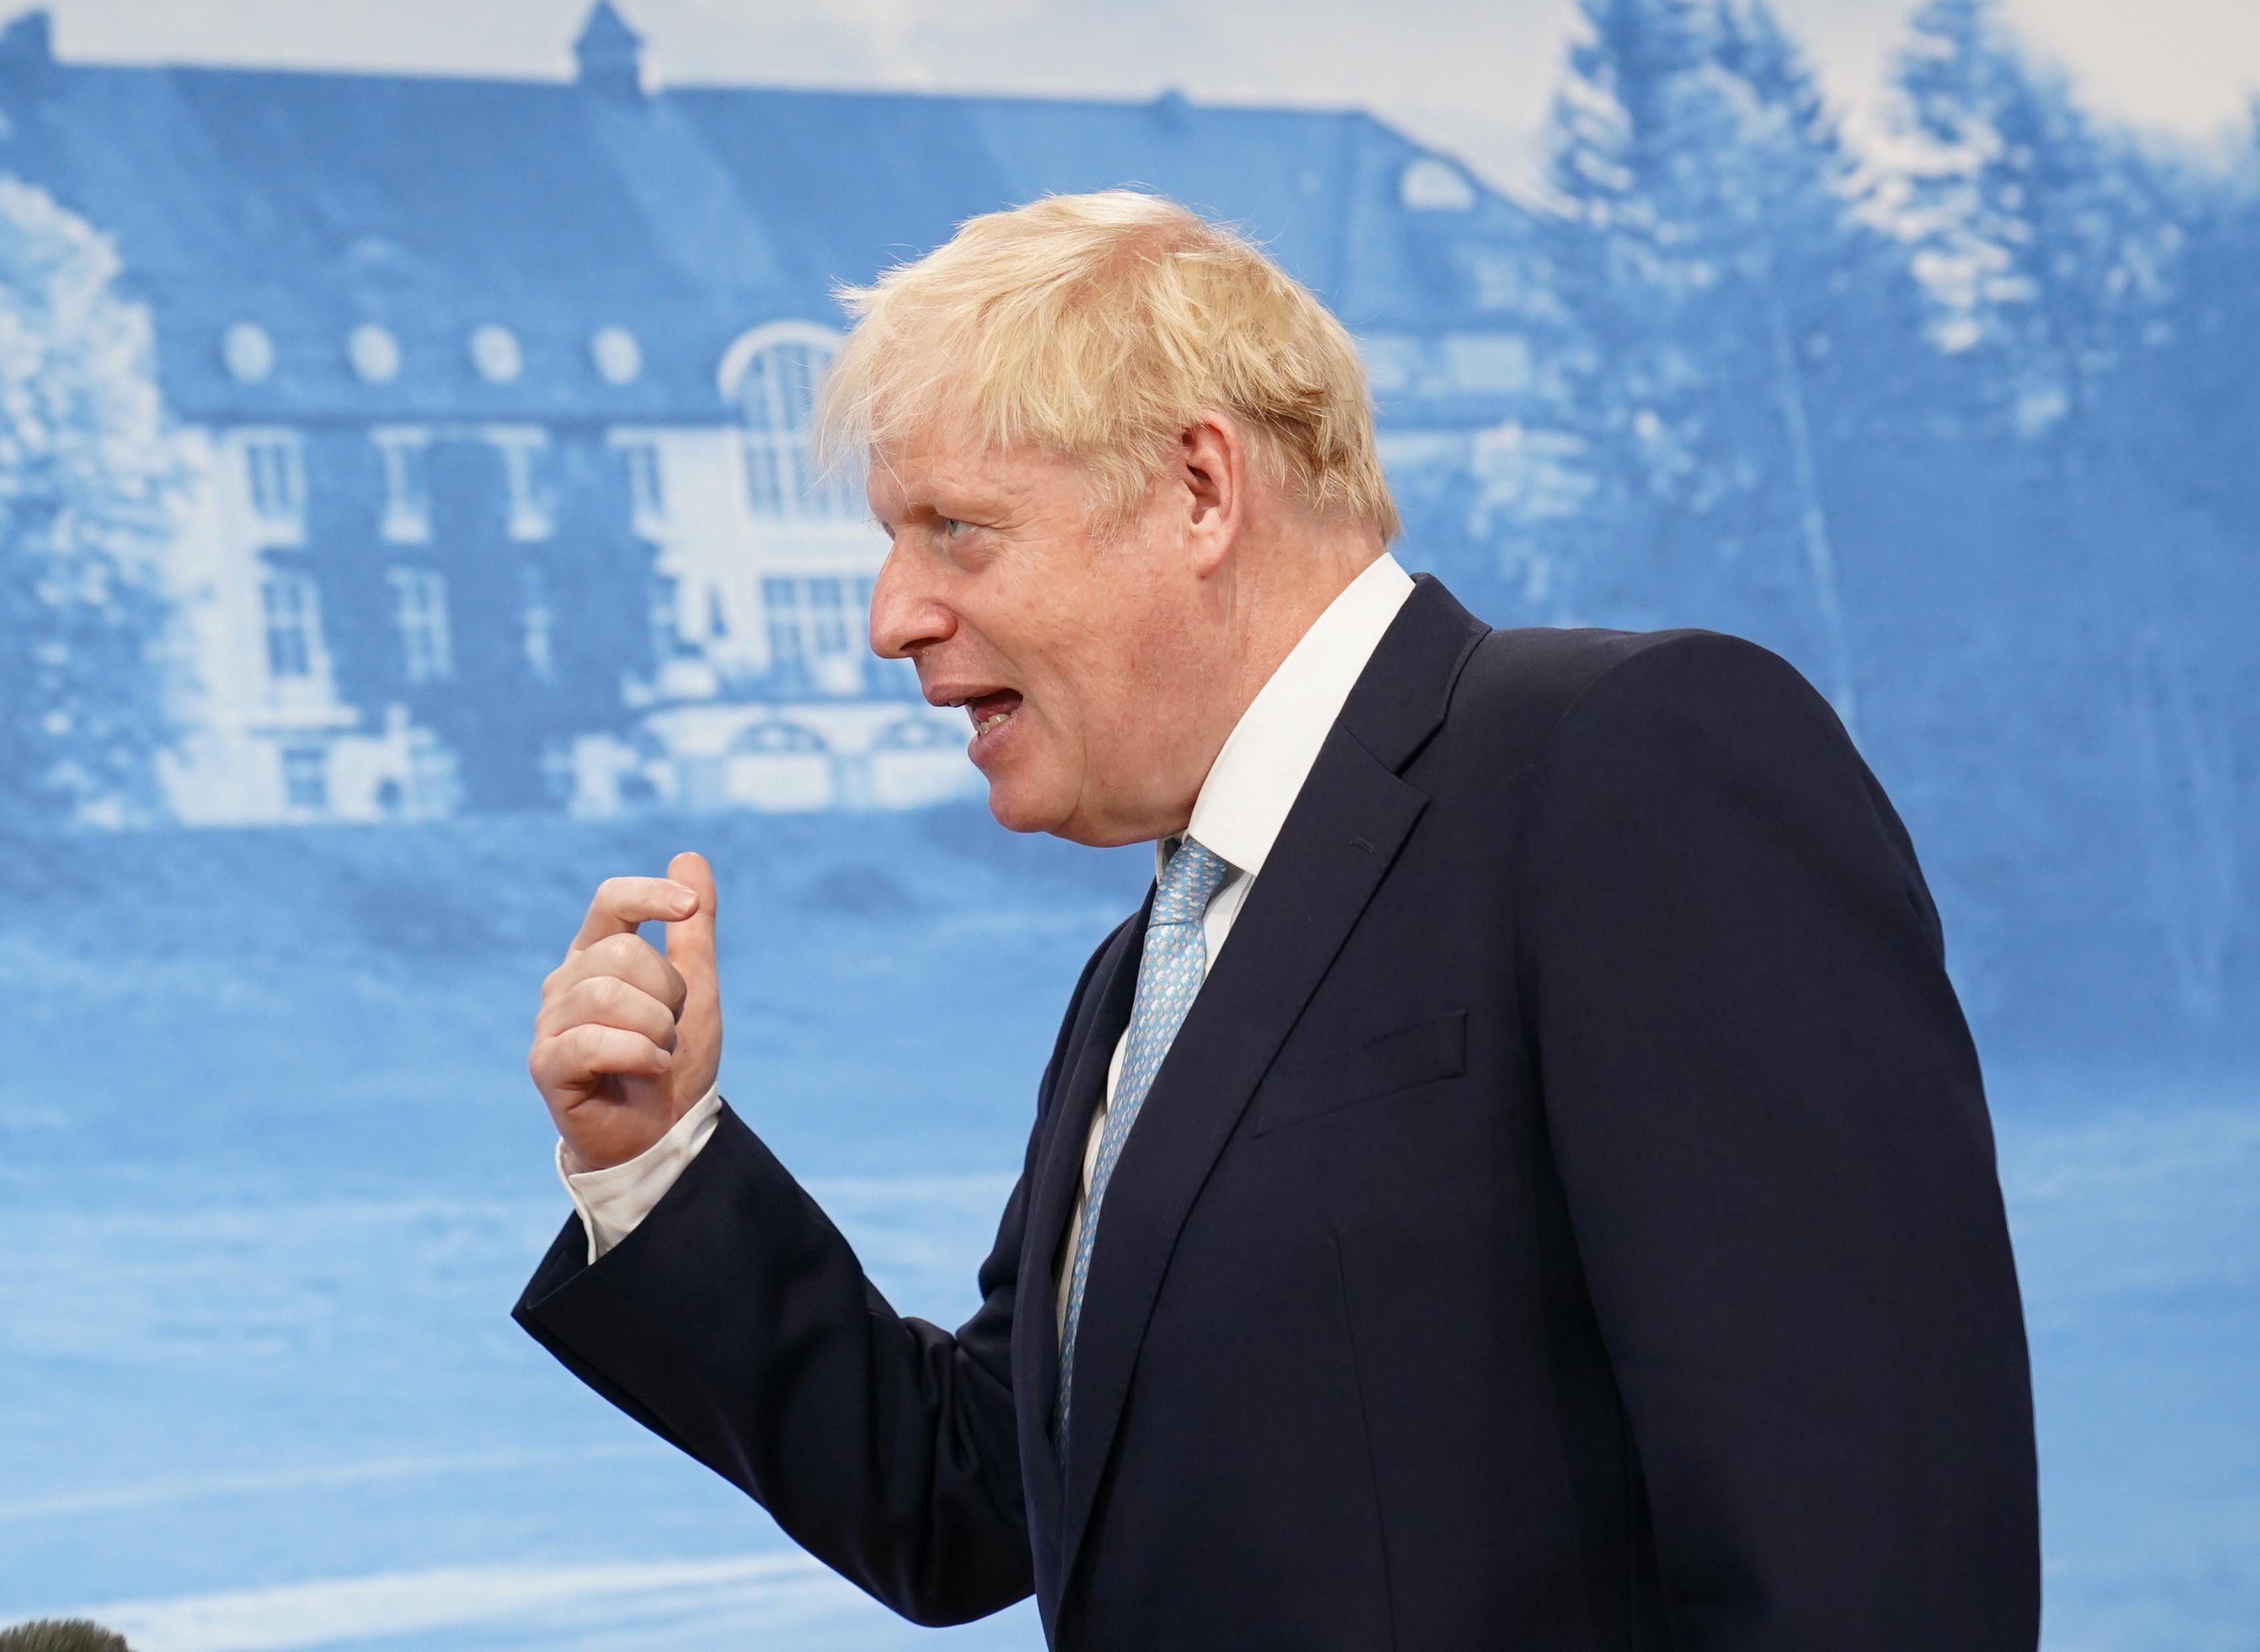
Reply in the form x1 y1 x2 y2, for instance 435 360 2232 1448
940 516 973 538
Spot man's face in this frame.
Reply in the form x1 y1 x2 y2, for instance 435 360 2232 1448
866 424 1219 846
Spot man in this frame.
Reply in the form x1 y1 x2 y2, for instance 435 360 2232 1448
516 191 2039 1648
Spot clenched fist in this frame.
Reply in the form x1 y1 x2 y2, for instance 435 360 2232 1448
529 850 723 1174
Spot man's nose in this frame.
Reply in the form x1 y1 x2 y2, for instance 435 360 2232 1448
868 541 954 660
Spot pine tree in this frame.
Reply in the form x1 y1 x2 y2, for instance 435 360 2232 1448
1536 0 1926 726
2087 141 2257 1027
1536 0 1715 620
1889 0 2171 445
1883 0 2247 1032
0 175 183 828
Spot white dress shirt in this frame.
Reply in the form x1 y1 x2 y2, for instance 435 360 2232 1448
559 552 1418 1287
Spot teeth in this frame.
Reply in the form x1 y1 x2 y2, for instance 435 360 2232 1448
974 708 1014 737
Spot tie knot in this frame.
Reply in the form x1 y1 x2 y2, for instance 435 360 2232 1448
1152 837 1230 928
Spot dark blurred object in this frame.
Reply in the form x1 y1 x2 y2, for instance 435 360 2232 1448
0 1623 131 1652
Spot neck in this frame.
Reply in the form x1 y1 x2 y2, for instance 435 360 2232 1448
1132 518 1383 843
1216 518 1386 718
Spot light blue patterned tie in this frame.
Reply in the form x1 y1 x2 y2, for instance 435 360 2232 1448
1053 836 1231 1459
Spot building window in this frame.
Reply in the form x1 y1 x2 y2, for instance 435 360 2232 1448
1464 247 1525 312
1401 156 1476 212
1442 333 1530 394
539 740 578 807
854 578 920 698
387 566 454 684
762 575 862 692
620 438 665 527
243 433 304 528
810 577 852 654
280 743 329 812
1358 333 1422 395
260 572 321 680
730 720 828 755
491 430 555 540
705 584 730 641
406 729 462 817
730 328 859 520
373 430 431 542
762 576 806 685
521 562 555 680
874 715 958 750
650 572 693 658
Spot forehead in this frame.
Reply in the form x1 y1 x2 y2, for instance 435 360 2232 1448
864 420 1082 518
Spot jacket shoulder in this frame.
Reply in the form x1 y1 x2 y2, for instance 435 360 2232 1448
1440 622 1848 780
1448 622 1753 734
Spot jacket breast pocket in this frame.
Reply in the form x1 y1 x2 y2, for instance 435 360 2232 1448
1251 1008 1468 1138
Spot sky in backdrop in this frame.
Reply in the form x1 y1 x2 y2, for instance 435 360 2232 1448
25 0 2260 197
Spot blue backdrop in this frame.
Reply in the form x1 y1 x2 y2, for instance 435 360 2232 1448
0 1 2253 1646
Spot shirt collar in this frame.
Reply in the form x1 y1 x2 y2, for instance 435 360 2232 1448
1158 551 1416 882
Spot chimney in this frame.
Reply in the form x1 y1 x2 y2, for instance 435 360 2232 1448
574 1 648 101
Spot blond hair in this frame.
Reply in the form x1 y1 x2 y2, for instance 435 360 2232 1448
816 190 1399 542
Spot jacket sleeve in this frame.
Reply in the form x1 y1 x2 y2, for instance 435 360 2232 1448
1518 630 2041 1649
511 919 1124 1628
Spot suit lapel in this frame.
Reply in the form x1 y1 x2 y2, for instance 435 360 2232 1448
1052 574 1489 1593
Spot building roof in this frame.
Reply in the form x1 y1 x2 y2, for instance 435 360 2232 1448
0 4 1533 425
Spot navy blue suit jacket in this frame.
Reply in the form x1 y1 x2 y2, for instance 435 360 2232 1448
515 575 2040 1649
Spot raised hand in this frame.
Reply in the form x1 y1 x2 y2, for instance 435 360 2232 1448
529 850 723 1173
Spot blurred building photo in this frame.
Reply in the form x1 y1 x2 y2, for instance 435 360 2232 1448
0 1 1541 826
0 0 2253 1645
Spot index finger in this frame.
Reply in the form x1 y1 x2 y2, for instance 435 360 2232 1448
570 874 699 952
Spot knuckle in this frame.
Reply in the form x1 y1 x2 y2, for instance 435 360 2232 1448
599 931 651 969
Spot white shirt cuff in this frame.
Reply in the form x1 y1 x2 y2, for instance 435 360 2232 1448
557 1082 724 1265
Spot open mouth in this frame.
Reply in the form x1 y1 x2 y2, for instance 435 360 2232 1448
964 690 1023 744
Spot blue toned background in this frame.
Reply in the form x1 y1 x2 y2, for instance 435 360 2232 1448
0 0 2253 1645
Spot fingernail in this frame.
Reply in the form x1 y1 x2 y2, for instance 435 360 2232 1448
668 886 695 914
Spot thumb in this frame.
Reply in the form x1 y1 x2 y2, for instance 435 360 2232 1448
664 848 721 1043
665 848 719 988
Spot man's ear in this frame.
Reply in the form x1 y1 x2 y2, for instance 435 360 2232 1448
1180 411 1244 578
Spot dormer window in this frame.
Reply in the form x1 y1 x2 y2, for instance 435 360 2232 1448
469 324 523 385
1401 156 1476 213
721 322 860 522
223 323 276 384
373 428 431 542
348 324 401 385
242 431 304 531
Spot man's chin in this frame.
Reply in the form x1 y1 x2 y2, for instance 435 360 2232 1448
983 773 1064 837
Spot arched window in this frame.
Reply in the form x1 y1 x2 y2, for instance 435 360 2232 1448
729 720 829 755
874 716 958 751
720 321 860 521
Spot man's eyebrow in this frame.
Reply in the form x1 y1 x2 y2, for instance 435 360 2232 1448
920 485 1015 520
